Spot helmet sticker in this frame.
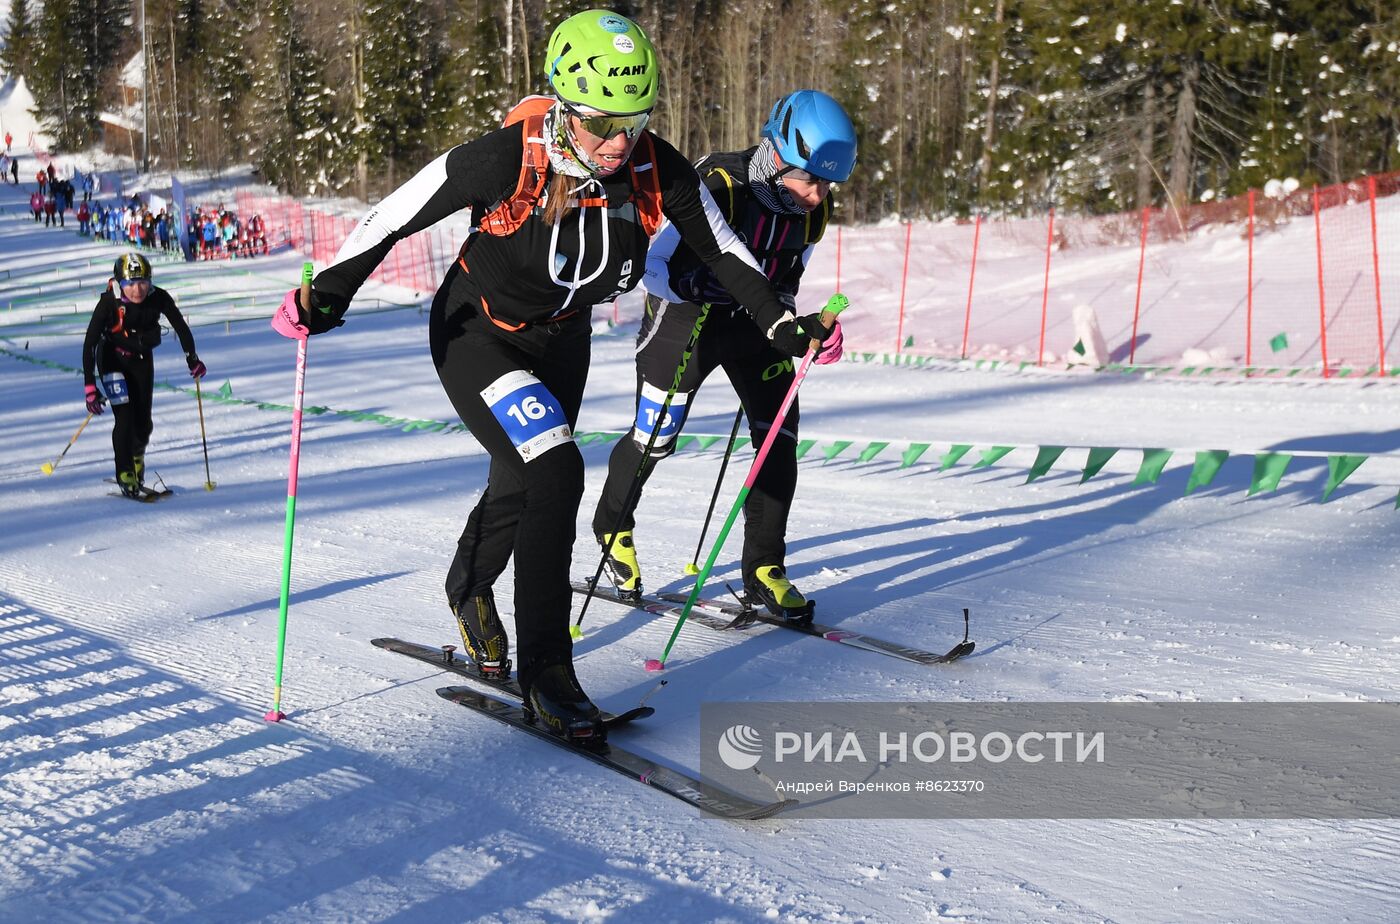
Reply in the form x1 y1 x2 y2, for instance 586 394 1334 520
613 35 635 53
598 15 630 33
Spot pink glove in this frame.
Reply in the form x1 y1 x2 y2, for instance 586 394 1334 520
814 319 844 365
85 384 104 415
271 289 309 340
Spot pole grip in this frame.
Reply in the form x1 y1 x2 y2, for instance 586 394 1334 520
810 293 850 351
298 261 314 313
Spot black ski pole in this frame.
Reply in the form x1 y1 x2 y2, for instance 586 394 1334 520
572 301 712 638
194 377 215 490
683 405 744 575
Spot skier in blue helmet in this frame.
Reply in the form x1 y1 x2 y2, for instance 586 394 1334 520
593 89 856 621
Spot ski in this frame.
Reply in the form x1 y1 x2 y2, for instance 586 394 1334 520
371 637 654 730
570 580 748 632
103 477 173 502
106 487 173 502
572 580 975 666
435 684 797 820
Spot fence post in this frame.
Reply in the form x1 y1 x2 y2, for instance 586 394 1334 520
1037 207 1055 366
1246 189 1255 368
1312 185 1330 378
960 213 982 358
1130 206 1149 364
896 220 912 353
1368 175 1386 375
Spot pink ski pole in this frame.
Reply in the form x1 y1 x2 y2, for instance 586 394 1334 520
648 294 848 671
266 262 315 722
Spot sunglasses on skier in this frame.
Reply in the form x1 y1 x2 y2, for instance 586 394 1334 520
778 165 836 186
563 104 652 142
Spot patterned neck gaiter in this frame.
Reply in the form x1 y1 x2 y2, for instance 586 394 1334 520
748 137 806 215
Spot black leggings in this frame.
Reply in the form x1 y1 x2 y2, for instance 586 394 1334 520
101 349 155 479
429 264 591 676
592 296 799 584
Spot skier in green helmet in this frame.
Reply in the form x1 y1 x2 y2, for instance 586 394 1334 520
274 9 839 745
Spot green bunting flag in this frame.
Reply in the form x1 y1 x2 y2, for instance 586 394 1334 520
1270 332 1289 352
857 442 889 463
1026 446 1066 483
904 335 914 348
823 440 853 462
1133 449 1173 485
940 444 973 471
900 443 931 468
794 439 817 459
1248 453 1293 496
973 446 1015 469
1072 339 1086 356
218 380 233 399
1081 447 1119 484
1185 450 1229 495
1321 455 1367 502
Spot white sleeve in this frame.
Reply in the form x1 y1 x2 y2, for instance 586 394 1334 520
330 151 454 267
642 221 683 302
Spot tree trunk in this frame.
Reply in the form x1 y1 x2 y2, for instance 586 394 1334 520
976 0 1005 199
1136 79 1155 209
1167 59 1198 215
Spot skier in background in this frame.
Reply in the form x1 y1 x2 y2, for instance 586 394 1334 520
82 254 206 498
272 8 835 744
592 90 855 620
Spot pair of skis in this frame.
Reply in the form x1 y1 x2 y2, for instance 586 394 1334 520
377 585 973 819
372 637 796 820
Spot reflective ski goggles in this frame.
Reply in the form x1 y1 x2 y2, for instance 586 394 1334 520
778 165 836 186
564 104 652 141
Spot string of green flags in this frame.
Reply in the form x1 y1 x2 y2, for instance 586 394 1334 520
4 346 1393 505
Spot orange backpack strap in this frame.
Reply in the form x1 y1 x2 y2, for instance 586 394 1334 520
473 97 554 239
628 133 665 237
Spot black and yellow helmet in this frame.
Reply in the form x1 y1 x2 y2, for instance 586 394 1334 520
114 253 152 283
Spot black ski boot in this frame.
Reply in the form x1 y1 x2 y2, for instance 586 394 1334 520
452 591 511 679
133 454 145 488
597 531 643 602
116 470 143 499
744 565 815 623
523 662 606 748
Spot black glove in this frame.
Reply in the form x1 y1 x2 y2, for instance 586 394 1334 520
305 288 348 335
770 313 837 357
186 352 206 379
672 268 734 307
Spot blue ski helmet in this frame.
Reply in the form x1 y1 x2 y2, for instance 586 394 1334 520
762 90 857 183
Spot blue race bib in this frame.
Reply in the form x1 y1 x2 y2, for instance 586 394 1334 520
101 371 130 406
480 370 572 462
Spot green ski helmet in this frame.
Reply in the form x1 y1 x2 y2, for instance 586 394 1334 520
545 10 658 115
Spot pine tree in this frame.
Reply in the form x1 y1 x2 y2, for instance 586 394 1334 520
356 0 445 193
245 0 341 194
28 0 131 148
1 0 35 77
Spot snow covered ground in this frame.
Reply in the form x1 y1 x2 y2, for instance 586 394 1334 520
4 165 1400 923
